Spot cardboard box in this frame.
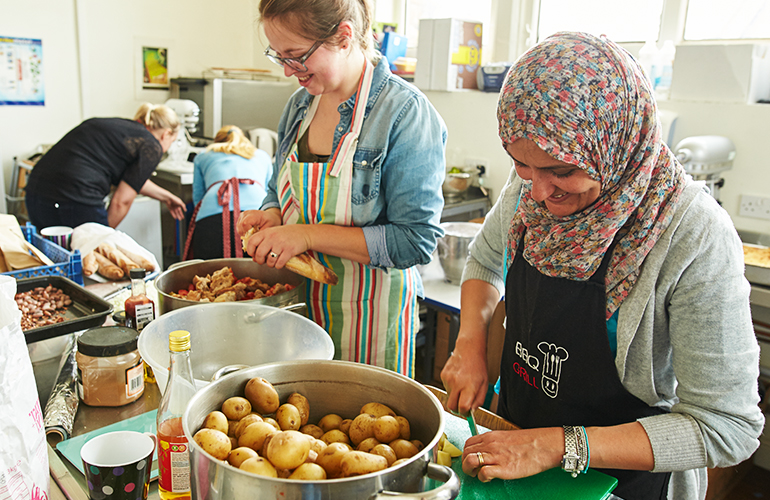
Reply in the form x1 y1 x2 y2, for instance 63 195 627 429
415 18 483 91
670 44 770 104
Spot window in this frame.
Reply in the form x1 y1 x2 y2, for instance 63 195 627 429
537 0 664 43
403 0 493 48
684 0 770 40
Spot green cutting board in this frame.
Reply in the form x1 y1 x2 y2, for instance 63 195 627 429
56 409 159 480
433 412 618 499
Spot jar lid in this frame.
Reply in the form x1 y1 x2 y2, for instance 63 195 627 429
78 326 140 357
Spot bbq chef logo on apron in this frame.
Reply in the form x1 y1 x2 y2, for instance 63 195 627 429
514 341 569 399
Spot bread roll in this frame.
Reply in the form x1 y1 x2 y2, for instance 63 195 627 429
82 251 98 276
93 251 125 280
117 245 155 273
97 243 139 276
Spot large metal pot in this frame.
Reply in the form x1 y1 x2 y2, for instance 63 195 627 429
182 360 460 499
139 303 334 394
154 258 305 315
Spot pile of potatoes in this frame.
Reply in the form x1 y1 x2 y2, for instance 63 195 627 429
193 376 426 480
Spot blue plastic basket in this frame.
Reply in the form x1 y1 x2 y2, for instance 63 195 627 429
2 223 83 285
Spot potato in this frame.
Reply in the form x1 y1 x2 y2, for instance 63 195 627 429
235 414 264 438
355 437 381 453
227 446 258 468
317 413 343 433
371 443 398 466
373 415 401 443
360 402 396 418
316 442 351 478
244 377 280 414
229 436 239 449
389 439 420 459
290 463 327 480
340 450 388 477
240 456 277 478
193 428 231 461
320 429 350 446
392 458 410 467
261 433 275 456
348 413 377 446
201 411 229 435
410 440 424 452
238 421 278 452
221 396 252 421
276 403 301 431
265 430 311 470
339 418 353 435
287 392 310 426
227 420 239 437
395 416 411 440
310 438 327 454
276 468 292 479
300 424 324 439
263 417 281 431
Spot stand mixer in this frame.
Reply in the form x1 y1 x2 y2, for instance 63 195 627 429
164 98 201 166
674 135 736 204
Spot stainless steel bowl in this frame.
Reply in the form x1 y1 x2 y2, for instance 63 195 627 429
442 172 472 201
437 222 482 284
138 303 334 394
154 258 305 315
182 360 459 499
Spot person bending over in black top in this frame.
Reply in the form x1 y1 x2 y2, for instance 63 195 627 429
25 103 187 229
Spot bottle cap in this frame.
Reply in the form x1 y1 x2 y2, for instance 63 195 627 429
169 330 191 352
130 268 147 279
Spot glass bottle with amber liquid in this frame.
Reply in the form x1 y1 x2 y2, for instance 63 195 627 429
157 330 196 499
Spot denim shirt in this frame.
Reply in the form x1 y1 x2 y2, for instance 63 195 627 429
261 57 447 273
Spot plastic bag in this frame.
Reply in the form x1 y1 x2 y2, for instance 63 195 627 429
0 275 50 499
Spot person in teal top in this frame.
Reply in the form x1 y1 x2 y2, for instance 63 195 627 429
186 125 273 259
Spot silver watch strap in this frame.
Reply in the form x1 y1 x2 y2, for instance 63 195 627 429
562 425 588 477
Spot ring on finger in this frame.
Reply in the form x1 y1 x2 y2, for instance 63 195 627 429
476 452 485 467
269 252 278 259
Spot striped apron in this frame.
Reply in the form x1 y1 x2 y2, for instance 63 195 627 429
277 61 419 377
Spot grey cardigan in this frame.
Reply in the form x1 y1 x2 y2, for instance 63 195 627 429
462 170 764 499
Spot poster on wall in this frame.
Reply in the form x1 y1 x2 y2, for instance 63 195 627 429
142 46 168 89
0 36 44 106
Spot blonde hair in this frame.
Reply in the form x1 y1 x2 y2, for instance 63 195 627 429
259 0 377 63
207 126 256 159
134 103 181 133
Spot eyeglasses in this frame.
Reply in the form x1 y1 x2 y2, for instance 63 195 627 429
264 39 324 73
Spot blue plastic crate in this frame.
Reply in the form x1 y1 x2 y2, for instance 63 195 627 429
2 223 83 285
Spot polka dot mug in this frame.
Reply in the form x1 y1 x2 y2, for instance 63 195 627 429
80 431 156 500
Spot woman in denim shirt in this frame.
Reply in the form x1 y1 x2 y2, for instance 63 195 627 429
239 0 447 377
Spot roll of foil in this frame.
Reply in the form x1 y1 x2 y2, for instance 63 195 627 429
44 334 79 444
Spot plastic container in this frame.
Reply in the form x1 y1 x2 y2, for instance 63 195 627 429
157 330 196 499
1 223 83 285
638 40 658 88
76 326 144 407
655 40 676 100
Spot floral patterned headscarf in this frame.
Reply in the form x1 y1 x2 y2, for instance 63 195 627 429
499 32 687 318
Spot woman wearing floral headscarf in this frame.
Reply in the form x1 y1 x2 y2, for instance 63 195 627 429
440 32 763 499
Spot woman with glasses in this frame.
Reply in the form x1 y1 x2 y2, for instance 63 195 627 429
238 0 447 377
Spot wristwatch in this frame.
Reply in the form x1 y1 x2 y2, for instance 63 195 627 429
562 425 589 477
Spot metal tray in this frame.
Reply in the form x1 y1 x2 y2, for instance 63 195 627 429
737 230 770 287
16 276 113 344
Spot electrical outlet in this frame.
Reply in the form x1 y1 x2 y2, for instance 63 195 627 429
464 157 489 175
739 195 770 220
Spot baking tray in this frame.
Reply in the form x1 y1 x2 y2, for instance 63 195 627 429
16 276 113 344
738 230 770 287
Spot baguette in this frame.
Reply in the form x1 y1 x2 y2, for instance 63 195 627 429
93 251 125 280
82 251 98 276
97 243 139 276
117 245 155 273
240 227 338 285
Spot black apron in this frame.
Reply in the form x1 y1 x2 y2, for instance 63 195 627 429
499 236 670 500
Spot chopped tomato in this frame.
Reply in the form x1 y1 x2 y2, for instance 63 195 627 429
188 284 195 291
285 284 294 291
236 276 251 284
245 291 255 300
178 289 188 296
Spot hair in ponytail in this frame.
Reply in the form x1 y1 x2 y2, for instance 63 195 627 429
259 0 376 63
134 103 181 133
207 125 257 159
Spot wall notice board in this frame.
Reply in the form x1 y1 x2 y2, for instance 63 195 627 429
0 36 44 106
